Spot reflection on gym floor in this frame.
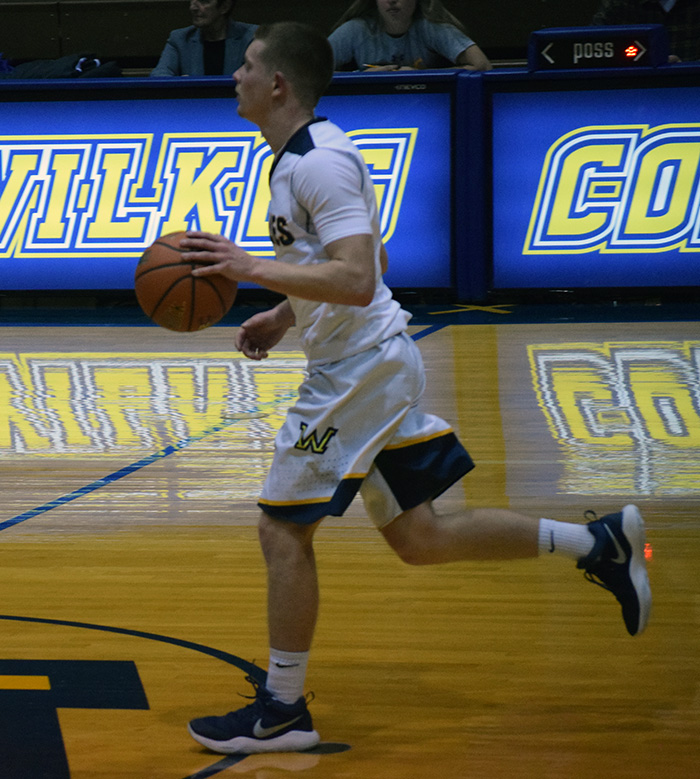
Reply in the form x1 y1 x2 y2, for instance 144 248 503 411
0 313 698 778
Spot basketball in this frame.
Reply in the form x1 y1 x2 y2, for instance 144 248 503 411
134 232 237 332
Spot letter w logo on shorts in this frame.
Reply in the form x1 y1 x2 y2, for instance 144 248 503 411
294 423 338 454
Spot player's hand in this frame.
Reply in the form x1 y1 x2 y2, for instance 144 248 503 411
235 308 291 360
181 231 255 282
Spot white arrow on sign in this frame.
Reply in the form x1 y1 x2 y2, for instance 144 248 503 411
634 40 647 61
542 42 555 64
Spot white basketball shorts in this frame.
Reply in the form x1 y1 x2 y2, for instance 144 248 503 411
258 331 474 528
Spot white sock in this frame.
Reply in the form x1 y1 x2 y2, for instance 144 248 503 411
538 518 595 560
266 649 309 704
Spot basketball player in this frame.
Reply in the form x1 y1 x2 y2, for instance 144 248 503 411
181 21 652 755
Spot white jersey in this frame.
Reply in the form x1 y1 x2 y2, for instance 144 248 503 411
267 118 410 367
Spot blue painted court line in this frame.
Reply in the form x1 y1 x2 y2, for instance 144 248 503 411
412 323 447 341
0 420 238 533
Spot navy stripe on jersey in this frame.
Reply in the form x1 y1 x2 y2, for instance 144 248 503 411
269 117 328 180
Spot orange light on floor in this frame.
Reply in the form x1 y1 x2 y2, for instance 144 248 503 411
645 542 653 561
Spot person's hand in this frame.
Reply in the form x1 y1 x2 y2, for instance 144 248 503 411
181 231 255 282
235 306 293 360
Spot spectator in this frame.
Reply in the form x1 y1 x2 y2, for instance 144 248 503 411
592 0 700 61
151 0 256 77
328 0 491 71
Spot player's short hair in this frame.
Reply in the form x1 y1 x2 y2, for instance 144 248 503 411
254 22 334 109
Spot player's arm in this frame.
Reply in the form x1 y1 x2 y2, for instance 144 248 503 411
183 231 375 307
251 230 375 306
182 149 377 306
380 242 389 274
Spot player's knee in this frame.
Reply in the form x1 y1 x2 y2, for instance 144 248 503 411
391 538 431 566
382 508 436 565
258 512 318 560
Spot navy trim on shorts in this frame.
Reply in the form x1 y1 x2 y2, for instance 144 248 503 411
258 476 364 525
374 432 474 512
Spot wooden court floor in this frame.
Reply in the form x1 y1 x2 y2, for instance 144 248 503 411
0 308 698 778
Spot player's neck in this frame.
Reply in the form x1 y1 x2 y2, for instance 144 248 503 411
261 109 316 154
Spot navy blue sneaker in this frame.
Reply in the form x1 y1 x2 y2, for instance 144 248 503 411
577 504 651 636
188 676 320 754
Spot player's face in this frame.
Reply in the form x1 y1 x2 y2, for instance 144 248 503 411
377 0 417 34
233 40 273 123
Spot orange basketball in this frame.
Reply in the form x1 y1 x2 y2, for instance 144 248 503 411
134 232 237 332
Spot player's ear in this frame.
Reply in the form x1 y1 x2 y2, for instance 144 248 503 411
272 70 290 100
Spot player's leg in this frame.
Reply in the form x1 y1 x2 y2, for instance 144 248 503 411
380 500 651 636
188 512 322 755
259 512 321 653
381 502 540 563
187 340 424 754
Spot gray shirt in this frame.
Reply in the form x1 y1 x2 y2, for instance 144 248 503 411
328 17 475 70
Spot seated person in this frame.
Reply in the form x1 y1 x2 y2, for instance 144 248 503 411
151 0 256 76
592 0 700 62
328 0 491 71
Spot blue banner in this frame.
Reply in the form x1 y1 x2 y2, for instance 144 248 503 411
492 85 700 288
0 83 452 290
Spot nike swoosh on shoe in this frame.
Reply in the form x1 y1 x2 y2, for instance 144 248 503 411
253 715 303 739
604 524 627 564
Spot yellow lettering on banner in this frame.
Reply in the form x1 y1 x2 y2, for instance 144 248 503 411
87 153 145 239
0 154 39 232
547 144 625 236
246 153 273 241
37 154 81 240
161 150 239 234
623 142 700 235
359 148 394 212
0 131 415 256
